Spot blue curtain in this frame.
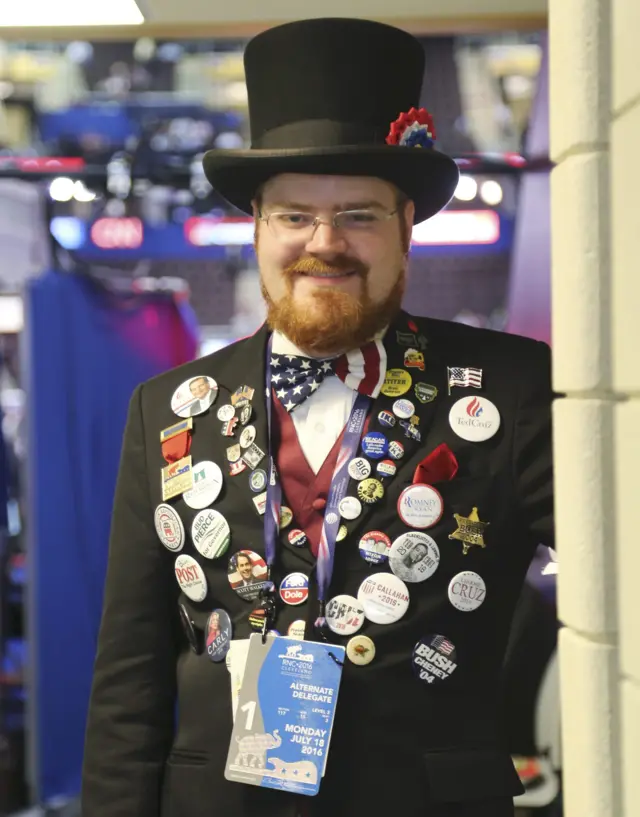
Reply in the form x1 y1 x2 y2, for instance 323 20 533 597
26 270 198 803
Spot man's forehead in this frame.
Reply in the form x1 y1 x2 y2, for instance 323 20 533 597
260 173 397 206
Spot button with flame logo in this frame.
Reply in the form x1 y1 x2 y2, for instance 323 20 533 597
448 396 501 442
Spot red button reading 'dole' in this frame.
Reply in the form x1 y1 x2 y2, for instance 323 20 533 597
312 497 327 511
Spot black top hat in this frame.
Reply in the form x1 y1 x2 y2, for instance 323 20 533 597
202 18 459 223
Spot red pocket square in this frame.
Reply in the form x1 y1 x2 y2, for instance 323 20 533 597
413 443 459 485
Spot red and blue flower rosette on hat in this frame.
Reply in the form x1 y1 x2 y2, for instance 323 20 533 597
386 107 436 148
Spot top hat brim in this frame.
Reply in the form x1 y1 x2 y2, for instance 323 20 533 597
202 145 460 224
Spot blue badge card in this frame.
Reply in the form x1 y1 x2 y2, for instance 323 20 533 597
224 634 345 796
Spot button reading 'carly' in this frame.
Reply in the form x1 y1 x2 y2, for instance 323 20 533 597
172 376 218 418
347 635 376 666
358 478 384 505
389 532 440 583
174 554 208 602
361 431 389 459
325 594 365 635
183 460 223 510
205 609 232 663
339 495 362 520
348 457 372 481
279 572 309 605
359 530 391 564
191 509 231 559
448 571 487 612
397 483 443 529
449 396 501 442
357 573 410 625
154 503 185 552
227 550 269 602
412 635 458 685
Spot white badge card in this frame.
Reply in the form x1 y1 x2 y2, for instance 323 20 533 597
227 638 251 722
225 635 345 796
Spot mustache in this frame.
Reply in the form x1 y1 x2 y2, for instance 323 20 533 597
284 256 368 277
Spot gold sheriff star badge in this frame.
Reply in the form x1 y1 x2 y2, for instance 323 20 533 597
449 507 489 555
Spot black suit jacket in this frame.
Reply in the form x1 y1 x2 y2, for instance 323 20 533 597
81 311 554 817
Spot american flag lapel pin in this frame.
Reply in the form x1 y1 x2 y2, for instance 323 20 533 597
447 366 483 396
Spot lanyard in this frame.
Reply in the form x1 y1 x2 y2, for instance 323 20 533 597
264 336 371 627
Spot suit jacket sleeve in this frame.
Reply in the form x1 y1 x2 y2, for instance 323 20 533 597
512 340 555 551
82 384 179 817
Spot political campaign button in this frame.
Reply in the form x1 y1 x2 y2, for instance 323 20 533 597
178 603 201 654
154 503 185 552
357 478 384 505
346 635 376 666
231 385 255 407
396 330 417 347
381 368 412 397
358 573 410 624
415 383 438 404
228 550 270 602
361 431 389 460
221 417 239 437
336 524 348 542
250 469 267 492
280 506 294 528
388 440 405 460
239 404 253 426
325 511 339 525
229 459 247 476
161 456 193 501
242 443 266 470
449 396 501 442
376 459 397 479
339 495 362 521
377 410 396 429
397 483 444 529
288 528 309 549
449 507 489 555
171 376 218 418
174 554 208 602
448 571 487 612
248 603 275 633
404 348 425 372
226 444 241 464
359 530 392 564
252 491 267 515
239 425 257 449
205 609 232 663
288 619 306 640
348 457 372 481
191 509 231 559
412 634 458 685
389 532 440 583
400 421 422 442
183 461 224 510
217 403 236 422
392 398 415 420
279 572 309 605
325 594 365 636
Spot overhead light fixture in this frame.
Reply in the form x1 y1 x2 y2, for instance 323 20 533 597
454 175 478 202
480 180 503 206
49 177 75 202
1 0 144 26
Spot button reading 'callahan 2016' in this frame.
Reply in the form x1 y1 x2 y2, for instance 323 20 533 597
357 573 410 624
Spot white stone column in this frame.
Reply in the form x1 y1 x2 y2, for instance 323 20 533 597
550 0 640 814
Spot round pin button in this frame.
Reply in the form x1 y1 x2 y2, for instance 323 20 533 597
174 554 208 602
448 571 487 612
191 509 231 559
239 404 252 426
357 478 384 505
358 530 391 564
171 376 218 418
377 410 396 428
250 469 267 493
412 635 458 685
348 457 372 481
279 572 309 606
288 529 309 549
288 619 306 639
227 550 270 602
377 459 397 479
217 404 235 422
392 398 415 420
336 525 348 542
381 368 412 397
339 495 362 521
280 506 293 528
226 444 241 464
239 425 257 449
183 461 224 510
357 573 410 625
205 609 232 663
388 440 405 460
397 483 444 529
361 431 389 460
389 532 440 583
325 594 365 636
346 635 376 666
449 396 501 442
154 503 185 552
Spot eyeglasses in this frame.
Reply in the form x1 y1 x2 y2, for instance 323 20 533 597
259 208 398 242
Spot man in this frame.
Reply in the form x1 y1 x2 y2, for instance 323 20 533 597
82 17 553 817
186 376 214 416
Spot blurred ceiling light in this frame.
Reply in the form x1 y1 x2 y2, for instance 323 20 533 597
0 81 14 100
0 0 144 26
480 180 503 206
66 41 94 64
454 175 478 202
49 177 75 202
73 181 96 203
134 38 156 63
